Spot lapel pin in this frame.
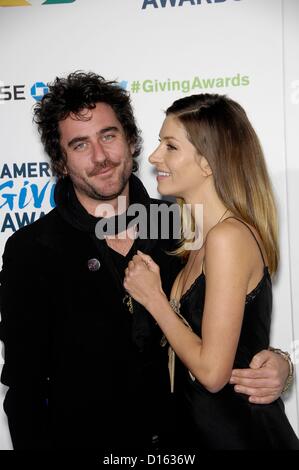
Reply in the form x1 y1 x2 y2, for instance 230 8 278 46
87 258 101 272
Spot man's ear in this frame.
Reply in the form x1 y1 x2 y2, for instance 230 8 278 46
60 150 68 176
200 156 212 176
130 143 135 155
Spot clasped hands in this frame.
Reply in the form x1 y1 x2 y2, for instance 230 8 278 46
124 250 165 309
124 251 289 404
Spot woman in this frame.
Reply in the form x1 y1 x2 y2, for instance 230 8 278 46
124 94 299 449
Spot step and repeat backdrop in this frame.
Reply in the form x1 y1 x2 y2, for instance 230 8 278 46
0 0 298 449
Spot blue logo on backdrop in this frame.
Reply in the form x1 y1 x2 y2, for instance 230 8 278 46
30 82 49 101
142 0 241 9
118 80 128 90
0 162 55 233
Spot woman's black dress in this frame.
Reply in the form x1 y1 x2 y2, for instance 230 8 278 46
173 223 299 450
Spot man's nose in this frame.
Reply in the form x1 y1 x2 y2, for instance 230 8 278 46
91 141 108 163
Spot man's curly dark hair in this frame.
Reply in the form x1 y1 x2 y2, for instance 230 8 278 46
33 71 142 178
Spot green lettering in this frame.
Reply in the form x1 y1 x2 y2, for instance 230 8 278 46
215 78 224 87
192 76 202 89
143 80 154 92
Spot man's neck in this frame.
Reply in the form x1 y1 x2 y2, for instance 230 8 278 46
105 226 136 256
74 183 135 256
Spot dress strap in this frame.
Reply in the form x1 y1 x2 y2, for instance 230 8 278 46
224 217 266 267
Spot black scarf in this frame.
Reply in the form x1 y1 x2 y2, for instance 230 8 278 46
54 173 149 235
54 173 161 353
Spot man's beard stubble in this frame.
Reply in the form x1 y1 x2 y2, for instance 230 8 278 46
71 158 132 202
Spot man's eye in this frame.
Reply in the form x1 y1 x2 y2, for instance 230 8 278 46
74 142 87 151
102 134 114 142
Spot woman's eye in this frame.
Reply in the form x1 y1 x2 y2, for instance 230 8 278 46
167 143 177 151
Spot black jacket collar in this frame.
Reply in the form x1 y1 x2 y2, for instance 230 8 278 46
54 173 159 252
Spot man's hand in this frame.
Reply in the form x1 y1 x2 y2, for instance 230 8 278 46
230 349 289 404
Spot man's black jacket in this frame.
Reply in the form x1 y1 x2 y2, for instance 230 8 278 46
0 175 181 450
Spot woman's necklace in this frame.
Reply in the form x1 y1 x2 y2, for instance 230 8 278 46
165 207 230 392
174 208 229 302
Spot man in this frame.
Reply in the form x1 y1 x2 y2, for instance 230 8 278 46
0 71 291 450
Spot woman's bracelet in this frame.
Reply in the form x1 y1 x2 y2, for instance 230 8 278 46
269 347 294 393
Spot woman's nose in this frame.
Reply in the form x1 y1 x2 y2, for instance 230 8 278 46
148 146 162 165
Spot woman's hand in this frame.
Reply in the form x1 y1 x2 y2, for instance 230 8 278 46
123 250 166 308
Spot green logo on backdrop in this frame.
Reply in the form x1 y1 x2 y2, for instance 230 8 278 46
42 0 75 4
0 0 76 6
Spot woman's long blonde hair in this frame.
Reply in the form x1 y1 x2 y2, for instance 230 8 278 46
166 94 279 274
